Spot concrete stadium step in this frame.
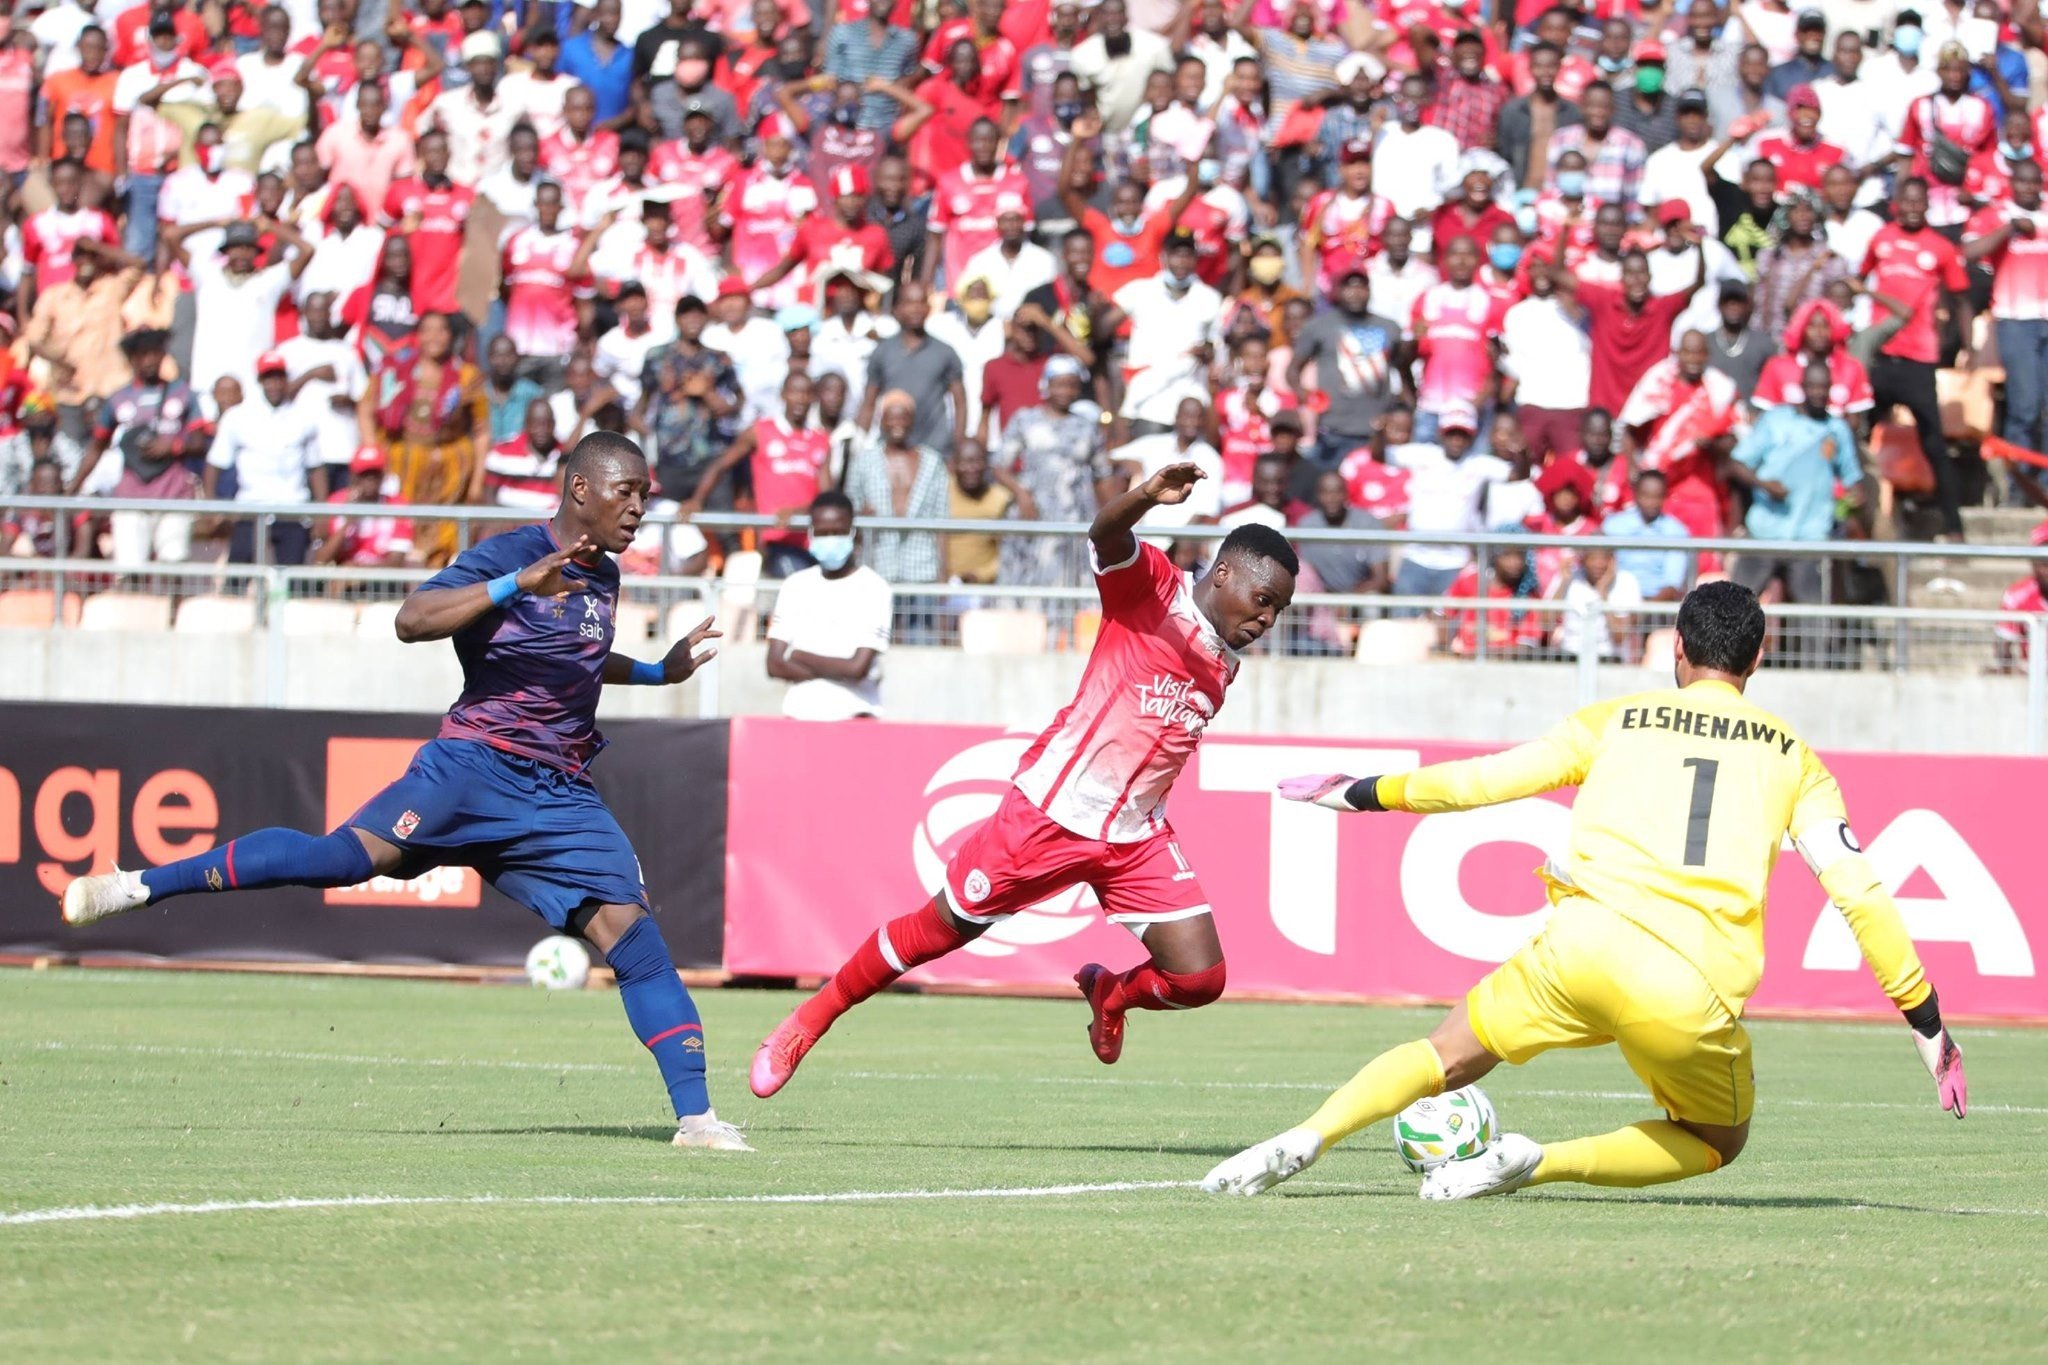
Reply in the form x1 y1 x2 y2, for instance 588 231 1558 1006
1960 506 2044 543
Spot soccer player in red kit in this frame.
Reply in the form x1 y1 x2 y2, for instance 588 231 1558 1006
751 464 1299 1098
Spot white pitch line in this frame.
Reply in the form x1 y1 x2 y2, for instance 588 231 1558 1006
19 1043 2048 1116
0 1181 1193 1228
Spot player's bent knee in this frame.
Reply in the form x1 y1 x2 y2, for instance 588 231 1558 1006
1679 1118 1748 1167
1155 960 1226 1009
580 903 651 960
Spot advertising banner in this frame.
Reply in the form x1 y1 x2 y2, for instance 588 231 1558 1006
724 719 2047 1019
0 705 729 968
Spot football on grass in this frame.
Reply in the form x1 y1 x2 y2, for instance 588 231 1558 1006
524 935 592 990
1394 1085 1497 1172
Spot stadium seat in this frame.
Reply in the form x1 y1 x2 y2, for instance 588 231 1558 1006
661 598 710 644
78 592 173 633
719 551 764 644
614 601 657 645
1642 628 1678 673
174 595 259 634
959 608 1049 655
354 600 403 638
1354 618 1436 665
0 587 82 627
279 599 362 637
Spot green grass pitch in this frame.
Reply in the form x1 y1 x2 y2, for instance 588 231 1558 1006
2 968 2044 1361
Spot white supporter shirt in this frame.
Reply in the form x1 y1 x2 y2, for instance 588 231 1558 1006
236 52 306 115
1370 122 1461 221
594 324 663 408
207 396 322 502
701 316 792 427
809 312 898 411
958 239 1058 319
296 223 385 305
1824 210 1884 278
1012 541 1239 844
157 166 256 260
1113 274 1223 425
1639 140 1721 236
1366 255 1440 339
1388 441 1510 572
427 86 520 185
273 334 367 469
1557 569 1645 660
1498 294 1591 409
1112 434 1224 534
767 564 892 720
924 311 1007 435
498 69 571 141
187 258 293 398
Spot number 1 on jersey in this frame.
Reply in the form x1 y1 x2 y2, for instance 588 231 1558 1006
1680 757 1719 866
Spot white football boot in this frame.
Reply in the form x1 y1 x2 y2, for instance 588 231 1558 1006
673 1110 755 1152
61 869 150 925
1200 1127 1324 1195
1419 1133 1544 1201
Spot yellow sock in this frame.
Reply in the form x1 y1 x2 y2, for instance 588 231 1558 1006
1301 1039 1446 1147
1530 1120 1724 1188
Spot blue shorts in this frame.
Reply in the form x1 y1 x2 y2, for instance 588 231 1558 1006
348 738 645 928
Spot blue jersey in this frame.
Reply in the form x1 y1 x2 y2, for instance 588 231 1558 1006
420 523 620 774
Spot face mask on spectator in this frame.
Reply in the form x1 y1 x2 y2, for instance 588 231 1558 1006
1556 170 1587 198
832 104 859 127
1597 54 1628 73
1893 24 1924 56
1104 32 1132 57
1636 67 1665 95
200 144 227 175
1489 242 1523 272
2003 141 2035 161
1249 256 1286 285
960 295 993 323
810 534 854 570
1054 99 1083 124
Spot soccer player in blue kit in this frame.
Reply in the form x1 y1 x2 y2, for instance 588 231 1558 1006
62 432 752 1151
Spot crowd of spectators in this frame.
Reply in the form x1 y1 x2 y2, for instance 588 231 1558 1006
0 0 2044 660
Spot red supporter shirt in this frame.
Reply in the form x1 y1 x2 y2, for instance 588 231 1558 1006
541 128 620 216
1429 201 1515 265
1338 449 1413 523
324 491 415 565
928 161 1032 291
920 20 1023 104
382 176 475 316
909 77 1005 194
1302 188 1392 296
786 215 895 295
748 416 831 540
1751 349 1875 413
21 206 118 289
1998 575 2047 647
1578 284 1692 414
1010 540 1240 843
1081 207 1171 299
499 223 590 358
113 9 209 66
1966 204 2048 323
648 142 742 253
1750 133 1847 194
1445 566 1546 654
1861 224 1969 364
1412 282 1504 415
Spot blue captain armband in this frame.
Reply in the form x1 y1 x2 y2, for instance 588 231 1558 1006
486 573 525 607
629 659 665 686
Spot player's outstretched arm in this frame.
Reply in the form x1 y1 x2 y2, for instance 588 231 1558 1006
605 615 722 686
393 535 594 643
1089 462 1207 568
1791 761 1967 1118
1279 708 1606 815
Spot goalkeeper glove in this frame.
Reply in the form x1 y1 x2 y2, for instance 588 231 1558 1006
1904 991 1968 1119
1276 774 1385 813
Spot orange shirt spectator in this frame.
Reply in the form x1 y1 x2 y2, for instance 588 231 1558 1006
42 54 120 175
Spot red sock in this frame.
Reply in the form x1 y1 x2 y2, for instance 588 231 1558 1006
795 902 970 1037
1104 959 1227 1013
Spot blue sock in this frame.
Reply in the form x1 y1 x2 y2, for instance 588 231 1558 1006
138 828 375 903
605 915 710 1120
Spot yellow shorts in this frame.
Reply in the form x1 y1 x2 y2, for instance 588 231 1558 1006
1466 899 1755 1126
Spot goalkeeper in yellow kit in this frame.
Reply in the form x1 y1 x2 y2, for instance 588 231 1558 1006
1202 582 1969 1200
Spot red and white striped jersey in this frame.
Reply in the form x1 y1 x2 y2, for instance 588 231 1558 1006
485 434 566 512
1011 542 1240 843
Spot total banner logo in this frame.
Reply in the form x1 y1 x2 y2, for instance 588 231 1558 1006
724 719 2044 1018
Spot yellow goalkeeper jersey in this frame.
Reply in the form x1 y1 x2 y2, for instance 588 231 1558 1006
1376 679 1929 1016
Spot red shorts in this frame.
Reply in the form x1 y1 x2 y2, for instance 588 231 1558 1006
943 787 1212 927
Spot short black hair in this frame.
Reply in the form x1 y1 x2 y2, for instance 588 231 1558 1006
810 489 854 520
1677 580 1767 675
1219 523 1299 578
564 430 647 485
1633 467 1668 489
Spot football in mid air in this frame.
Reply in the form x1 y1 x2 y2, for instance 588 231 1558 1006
1393 1085 1497 1172
524 935 592 990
